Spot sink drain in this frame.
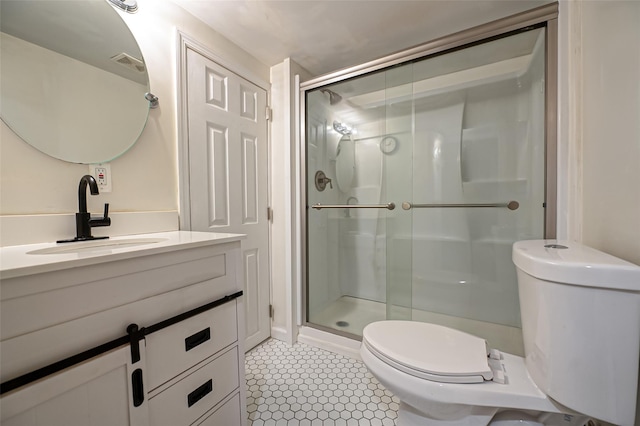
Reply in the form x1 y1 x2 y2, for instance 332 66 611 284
335 321 349 327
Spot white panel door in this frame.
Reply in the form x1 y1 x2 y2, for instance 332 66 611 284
186 48 270 350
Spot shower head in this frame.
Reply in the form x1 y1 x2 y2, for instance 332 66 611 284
320 89 343 105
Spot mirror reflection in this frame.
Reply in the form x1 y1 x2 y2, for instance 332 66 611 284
0 0 150 164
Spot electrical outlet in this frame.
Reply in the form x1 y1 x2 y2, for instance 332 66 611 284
89 163 112 193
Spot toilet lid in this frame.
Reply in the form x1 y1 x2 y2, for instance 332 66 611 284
363 321 494 384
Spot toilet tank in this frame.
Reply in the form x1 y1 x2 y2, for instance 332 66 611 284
512 240 640 426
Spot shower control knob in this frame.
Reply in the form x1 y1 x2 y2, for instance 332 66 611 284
314 170 333 192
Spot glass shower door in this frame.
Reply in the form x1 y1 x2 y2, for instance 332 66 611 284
403 27 546 354
305 26 547 354
305 67 412 337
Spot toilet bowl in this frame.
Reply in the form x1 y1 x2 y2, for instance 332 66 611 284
361 322 585 426
361 240 640 426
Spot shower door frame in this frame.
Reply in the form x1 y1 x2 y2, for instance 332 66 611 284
299 3 558 339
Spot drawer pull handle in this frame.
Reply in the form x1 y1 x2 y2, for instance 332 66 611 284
185 327 211 352
131 368 144 407
187 379 213 407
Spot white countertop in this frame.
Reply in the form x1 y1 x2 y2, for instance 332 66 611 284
0 231 245 280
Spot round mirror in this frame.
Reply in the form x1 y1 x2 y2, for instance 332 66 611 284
0 0 150 164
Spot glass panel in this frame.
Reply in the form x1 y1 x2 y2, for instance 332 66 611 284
382 65 413 321
408 28 545 355
306 71 391 336
305 89 335 332
305 26 546 352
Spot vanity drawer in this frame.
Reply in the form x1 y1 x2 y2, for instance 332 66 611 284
149 347 239 426
146 300 238 390
192 393 242 426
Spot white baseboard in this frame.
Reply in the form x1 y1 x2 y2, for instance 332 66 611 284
297 326 362 361
270 326 290 343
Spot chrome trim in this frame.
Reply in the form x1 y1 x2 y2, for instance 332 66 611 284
302 322 363 342
312 203 396 211
294 73 304 327
145 93 159 109
300 3 558 91
545 18 558 238
299 78 308 326
401 201 519 211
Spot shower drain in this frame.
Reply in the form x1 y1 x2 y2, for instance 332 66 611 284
335 321 350 328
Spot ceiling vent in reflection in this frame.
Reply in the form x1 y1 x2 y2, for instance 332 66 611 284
107 0 138 13
110 53 146 73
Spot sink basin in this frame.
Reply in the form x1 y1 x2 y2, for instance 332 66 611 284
27 238 168 255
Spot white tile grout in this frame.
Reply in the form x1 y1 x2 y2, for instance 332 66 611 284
245 339 399 426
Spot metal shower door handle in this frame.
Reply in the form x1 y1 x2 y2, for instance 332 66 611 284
401 201 519 210
312 202 396 210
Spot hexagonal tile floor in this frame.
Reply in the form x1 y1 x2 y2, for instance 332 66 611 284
245 339 400 426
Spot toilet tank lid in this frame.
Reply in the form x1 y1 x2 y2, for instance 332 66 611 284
512 240 640 291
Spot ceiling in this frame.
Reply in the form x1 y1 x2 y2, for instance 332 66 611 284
171 0 552 77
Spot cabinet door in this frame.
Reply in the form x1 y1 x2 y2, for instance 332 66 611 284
1 346 148 426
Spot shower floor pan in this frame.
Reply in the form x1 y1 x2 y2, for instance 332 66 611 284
310 296 524 356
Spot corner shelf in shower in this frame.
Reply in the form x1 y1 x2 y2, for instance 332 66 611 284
347 55 533 109
461 178 528 196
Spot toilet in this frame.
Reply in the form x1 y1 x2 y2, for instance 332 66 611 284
361 240 640 426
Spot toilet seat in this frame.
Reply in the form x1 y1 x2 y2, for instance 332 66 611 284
363 321 505 384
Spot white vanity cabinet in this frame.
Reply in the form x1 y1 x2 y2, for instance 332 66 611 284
0 346 147 426
0 231 247 426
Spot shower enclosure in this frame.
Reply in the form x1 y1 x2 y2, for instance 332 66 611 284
302 10 556 356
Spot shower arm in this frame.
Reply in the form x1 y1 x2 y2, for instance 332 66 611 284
311 203 396 211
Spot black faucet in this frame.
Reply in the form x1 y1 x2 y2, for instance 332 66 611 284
57 175 111 243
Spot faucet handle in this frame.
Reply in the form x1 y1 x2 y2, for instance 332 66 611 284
89 203 111 228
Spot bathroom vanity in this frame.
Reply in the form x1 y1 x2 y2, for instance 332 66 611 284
0 231 247 426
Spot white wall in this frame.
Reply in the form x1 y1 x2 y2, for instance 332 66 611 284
558 0 640 266
0 0 269 245
580 1 640 265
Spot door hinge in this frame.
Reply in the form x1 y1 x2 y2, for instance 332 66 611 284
265 106 272 121
267 207 273 221
269 304 274 318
